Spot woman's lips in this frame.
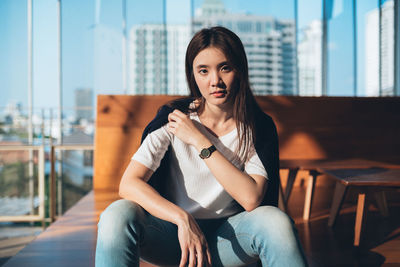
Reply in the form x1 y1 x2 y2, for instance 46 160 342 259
211 90 227 97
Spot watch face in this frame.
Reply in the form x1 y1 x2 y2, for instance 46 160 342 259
201 148 211 158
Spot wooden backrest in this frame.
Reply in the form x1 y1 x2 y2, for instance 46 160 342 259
94 95 400 190
94 95 179 190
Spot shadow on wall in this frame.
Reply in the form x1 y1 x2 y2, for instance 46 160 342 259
255 96 400 162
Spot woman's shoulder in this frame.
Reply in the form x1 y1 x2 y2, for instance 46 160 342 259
255 109 275 128
253 110 278 144
141 97 195 142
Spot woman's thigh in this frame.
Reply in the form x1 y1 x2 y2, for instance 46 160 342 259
96 199 182 266
206 206 306 267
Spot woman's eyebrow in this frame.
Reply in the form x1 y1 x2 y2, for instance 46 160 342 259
217 61 229 68
195 61 229 69
195 64 208 69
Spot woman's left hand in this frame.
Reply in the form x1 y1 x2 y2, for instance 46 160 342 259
167 109 206 147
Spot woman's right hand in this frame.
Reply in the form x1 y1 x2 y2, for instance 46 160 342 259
177 214 212 267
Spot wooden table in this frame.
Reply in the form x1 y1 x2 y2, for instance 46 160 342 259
280 159 400 220
319 168 400 246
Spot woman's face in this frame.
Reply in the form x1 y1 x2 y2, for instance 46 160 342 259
193 47 236 109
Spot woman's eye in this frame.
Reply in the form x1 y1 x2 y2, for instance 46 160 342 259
221 65 232 72
199 69 207 74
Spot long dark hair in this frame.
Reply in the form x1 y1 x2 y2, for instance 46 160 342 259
185 26 261 159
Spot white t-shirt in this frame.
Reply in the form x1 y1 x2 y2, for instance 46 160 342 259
132 113 268 219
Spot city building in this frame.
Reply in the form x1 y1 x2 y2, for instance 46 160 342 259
298 20 322 96
366 0 395 96
129 24 189 95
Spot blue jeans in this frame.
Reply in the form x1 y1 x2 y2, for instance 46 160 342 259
96 199 307 267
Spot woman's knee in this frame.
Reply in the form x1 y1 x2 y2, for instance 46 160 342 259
97 199 145 240
251 206 292 224
244 206 306 266
247 206 295 241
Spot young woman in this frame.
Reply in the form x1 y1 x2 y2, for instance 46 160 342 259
96 26 307 267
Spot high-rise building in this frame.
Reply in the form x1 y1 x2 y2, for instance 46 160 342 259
380 0 395 96
129 24 190 95
129 0 297 95
167 25 191 95
365 0 395 96
74 88 93 122
298 20 322 96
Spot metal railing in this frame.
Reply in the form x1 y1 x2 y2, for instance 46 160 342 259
0 144 94 223
49 144 94 222
0 145 45 223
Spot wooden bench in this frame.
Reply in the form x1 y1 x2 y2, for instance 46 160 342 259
4 95 400 266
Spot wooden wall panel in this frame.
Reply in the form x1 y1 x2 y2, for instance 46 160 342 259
94 95 180 190
94 95 400 190
256 96 400 161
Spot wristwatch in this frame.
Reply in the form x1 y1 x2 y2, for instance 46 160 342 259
199 145 217 159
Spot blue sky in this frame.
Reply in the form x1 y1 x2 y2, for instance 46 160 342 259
0 0 380 112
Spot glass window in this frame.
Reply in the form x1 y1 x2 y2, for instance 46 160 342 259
379 0 395 96
60 0 96 143
397 0 400 96
128 0 166 95
0 0 29 143
165 0 191 95
357 0 379 96
91 0 123 96
297 0 322 96
33 0 58 112
326 0 355 96
356 0 395 96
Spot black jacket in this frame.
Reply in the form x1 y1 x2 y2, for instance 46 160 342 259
141 98 280 209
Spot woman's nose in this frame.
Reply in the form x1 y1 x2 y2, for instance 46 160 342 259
210 71 221 86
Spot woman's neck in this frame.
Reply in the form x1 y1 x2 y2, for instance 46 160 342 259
199 101 234 130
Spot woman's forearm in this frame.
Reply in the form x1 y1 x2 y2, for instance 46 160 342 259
194 138 267 211
119 161 189 226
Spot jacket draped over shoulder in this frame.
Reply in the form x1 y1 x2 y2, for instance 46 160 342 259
140 98 280 208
